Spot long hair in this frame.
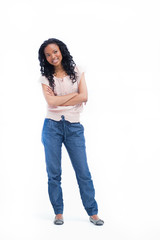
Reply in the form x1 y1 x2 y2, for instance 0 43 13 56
38 38 77 90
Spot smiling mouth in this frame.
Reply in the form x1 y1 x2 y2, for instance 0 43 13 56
52 59 59 64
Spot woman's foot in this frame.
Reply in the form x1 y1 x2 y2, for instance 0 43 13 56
90 215 104 226
90 215 100 220
54 214 64 225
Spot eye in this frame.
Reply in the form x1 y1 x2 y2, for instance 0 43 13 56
54 50 58 54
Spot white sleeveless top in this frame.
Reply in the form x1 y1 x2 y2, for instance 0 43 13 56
39 66 84 123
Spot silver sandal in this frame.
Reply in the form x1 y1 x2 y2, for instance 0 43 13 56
89 216 104 226
54 217 64 225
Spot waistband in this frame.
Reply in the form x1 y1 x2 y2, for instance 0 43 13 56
46 112 80 123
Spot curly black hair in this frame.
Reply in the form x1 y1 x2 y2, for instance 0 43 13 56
38 38 77 90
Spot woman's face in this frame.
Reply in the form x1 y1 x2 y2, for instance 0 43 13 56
44 43 63 67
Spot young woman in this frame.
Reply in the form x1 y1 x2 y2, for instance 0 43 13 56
38 38 104 226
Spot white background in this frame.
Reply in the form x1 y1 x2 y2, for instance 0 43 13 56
0 0 160 239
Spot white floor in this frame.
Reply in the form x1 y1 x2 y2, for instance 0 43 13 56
0 203 159 240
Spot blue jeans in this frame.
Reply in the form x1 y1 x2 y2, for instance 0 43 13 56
41 116 98 216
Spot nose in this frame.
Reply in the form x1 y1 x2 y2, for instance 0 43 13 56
51 53 56 59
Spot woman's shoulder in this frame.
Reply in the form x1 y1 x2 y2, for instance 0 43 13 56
38 75 50 86
74 65 85 75
74 65 86 84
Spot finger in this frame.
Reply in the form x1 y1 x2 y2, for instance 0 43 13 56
47 88 54 95
47 87 52 92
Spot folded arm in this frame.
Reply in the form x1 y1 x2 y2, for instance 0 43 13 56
42 72 88 107
60 73 88 106
41 84 78 107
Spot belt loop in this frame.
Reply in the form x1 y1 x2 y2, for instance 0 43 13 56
61 115 66 140
61 115 65 121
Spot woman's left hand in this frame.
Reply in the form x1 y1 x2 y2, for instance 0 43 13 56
46 87 54 96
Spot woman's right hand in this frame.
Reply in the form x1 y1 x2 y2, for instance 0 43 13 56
46 87 54 96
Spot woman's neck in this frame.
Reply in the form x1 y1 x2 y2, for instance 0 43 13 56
54 64 64 73
54 65 67 78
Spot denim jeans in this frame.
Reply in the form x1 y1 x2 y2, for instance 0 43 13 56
41 116 98 216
